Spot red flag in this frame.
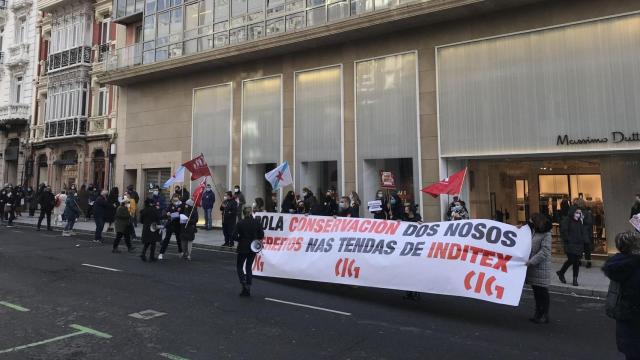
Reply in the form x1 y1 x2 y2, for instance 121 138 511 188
192 179 207 208
183 154 212 181
421 168 467 197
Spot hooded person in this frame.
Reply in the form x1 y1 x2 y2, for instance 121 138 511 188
113 199 136 253
179 199 199 260
37 186 56 231
603 231 640 360
140 198 161 262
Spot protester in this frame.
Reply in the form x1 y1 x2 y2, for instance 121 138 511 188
158 194 184 259
106 187 120 232
127 185 140 208
140 199 161 262
87 185 98 219
202 184 216 230
603 231 640 360
372 190 389 220
322 190 338 216
37 186 55 231
125 193 138 240
53 190 67 226
557 207 588 286
448 200 469 221
233 207 265 297
93 190 110 243
5 186 17 227
389 193 405 220
295 199 306 214
14 186 24 217
252 198 265 213
349 191 361 218
302 188 315 213
631 194 640 220
574 199 594 268
62 192 81 236
0 184 9 222
149 185 166 212
174 185 190 203
77 185 89 221
525 213 552 324
234 185 246 221
29 184 43 217
113 200 136 253
281 191 296 214
221 191 238 247
180 199 199 261
127 188 139 228
267 192 278 213
337 196 352 217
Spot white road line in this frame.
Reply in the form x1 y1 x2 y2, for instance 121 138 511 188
265 298 352 316
81 264 122 272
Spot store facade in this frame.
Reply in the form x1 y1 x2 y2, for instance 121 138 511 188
437 11 640 255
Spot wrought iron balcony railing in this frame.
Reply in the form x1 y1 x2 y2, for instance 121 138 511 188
44 117 87 138
47 46 92 73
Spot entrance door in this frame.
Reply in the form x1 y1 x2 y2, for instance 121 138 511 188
144 168 171 205
244 163 276 212
299 161 338 197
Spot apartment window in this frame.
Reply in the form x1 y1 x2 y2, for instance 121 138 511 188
100 18 111 44
16 17 26 44
50 12 90 53
14 76 23 103
45 81 91 122
0 26 4 51
98 85 108 116
135 25 143 43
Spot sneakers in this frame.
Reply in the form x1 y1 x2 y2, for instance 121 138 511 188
61 231 71 237
158 253 164 260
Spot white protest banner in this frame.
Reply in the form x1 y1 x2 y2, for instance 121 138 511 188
630 215 640 232
252 213 532 306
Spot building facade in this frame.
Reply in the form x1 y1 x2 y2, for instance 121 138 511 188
0 0 37 186
29 0 117 191
97 0 640 251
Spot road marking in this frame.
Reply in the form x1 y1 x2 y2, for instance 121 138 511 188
129 309 167 320
0 301 30 312
0 324 112 354
81 264 122 272
265 298 352 316
159 352 191 360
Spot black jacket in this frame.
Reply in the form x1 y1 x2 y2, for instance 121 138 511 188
38 191 56 212
140 206 161 244
93 196 110 221
221 199 238 224
560 209 588 256
179 205 199 242
233 216 264 254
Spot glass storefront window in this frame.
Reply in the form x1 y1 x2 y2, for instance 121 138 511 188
171 8 183 34
157 11 170 38
144 15 156 40
198 35 213 50
157 0 169 11
232 0 247 17
146 0 156 13
143 50 155 63
199 0 214 25
373 0 393 9
307 0 323 6
215 0 230 22
351 0 372 15
169 43 183 57
248 23 264 40
143 40 156 50
156 46 169 60
185 3 199 30
214 31 229 47
286 12 304 30
214 21 229 32
328 1 348 21
229 27 246 44
267 0 284 17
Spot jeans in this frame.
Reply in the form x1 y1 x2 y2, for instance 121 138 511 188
160 222 182 254
64 219 76 231
204 208 213 229
237 252 257 285
38 210 52 229
531 285 550 317
559 253 581 278
95 218 105 240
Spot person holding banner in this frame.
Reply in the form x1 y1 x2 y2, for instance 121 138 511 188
337 196 352 217
371 190 389 220
158 194 185 259
349 191 361 218
525 213 552 324
281 191 296 214
388 193 405 221
233 207 264 297
221 191 238 247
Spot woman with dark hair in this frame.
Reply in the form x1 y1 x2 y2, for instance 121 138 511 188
281 191 296 214
603 231 640 360
140 198 161 262
557 207 588 286
389 193 405 221
349 191 361 218
106 187 119 232
252 197 265 213
525 213 553 324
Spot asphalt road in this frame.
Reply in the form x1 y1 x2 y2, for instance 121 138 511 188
0 225 622 360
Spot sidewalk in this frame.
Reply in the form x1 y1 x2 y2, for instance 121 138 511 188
7 212 227 249
6 213 610 298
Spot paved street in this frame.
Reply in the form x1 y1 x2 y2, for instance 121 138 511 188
0 226 621 360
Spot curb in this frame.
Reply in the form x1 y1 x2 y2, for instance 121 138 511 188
525 284 606 299
12 222 236 254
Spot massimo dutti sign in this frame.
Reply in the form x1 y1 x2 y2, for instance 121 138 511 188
557 132 640 146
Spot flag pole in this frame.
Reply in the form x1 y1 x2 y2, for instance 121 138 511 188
187 178 206 223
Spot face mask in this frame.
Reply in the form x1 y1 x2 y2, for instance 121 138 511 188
574 213 581 221
252 202 257 208
452 205 462 212
234 188 240 193
153 191 159 196
390 198 397 205
303 192 308 197
339 201 347 209
376 193 383 199
206 187 212 191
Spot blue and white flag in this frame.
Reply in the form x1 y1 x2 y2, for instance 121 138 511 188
162 166 185 189
265 161 292 191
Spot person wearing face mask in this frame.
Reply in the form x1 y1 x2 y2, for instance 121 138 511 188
173 185 190 203
372 190 389 220
281 191 296 214
113 200 136 253
448 201 469 221
149 186 166 213
62 192 81 236
93 190 110 242
630 194 640 220
295 199 306 214
252 197 265 213
336 196 352 217
524 213 553 324
4 186 18 227
234 185 246 221
37 186 56 231
349 191 361 218
557 207 588 286
158 195 185 259
201 184 216 230
221 191 238 247
322 190 338 216
388 193 405 221
140 199 161 262
267 193 278 213
301 187 315 213
180 199 199 260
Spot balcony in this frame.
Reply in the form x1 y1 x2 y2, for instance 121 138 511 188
9 0 32 11
0 104 31 128
44 118 87 139
47 46 92 73
5 43 30 69
0 0 7 23
87 115 116 137
38 0 74 12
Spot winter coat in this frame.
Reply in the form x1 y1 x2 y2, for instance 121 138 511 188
560 209 588 256
174 189 190 203
179 205 199 242
603 254 640 358
55 194 67 214
403 213 422 223
221 199 238 224
165 202 185 230
350 204 360 218
201 190 215 210
63 196 81 221
281 198 296 214
582 208 594 251
115 206 131 234
526 231 552 287
77 189 89 213
233 216 265 254
38 192 56 212
140 206 161 244
93 196 110 221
